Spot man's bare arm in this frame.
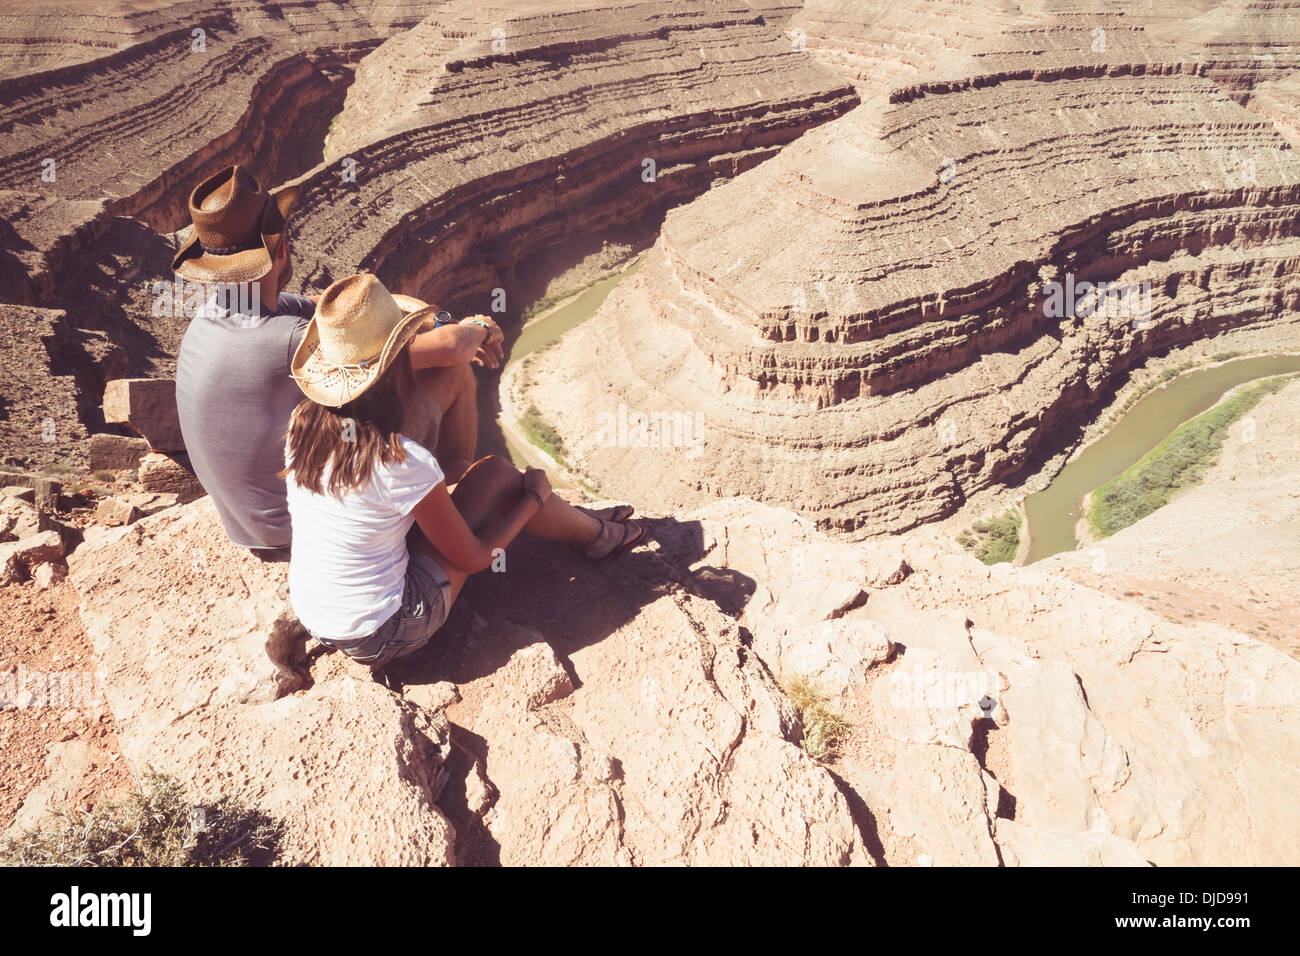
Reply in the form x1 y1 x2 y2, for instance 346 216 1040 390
408 323 490 369
408 316 504 369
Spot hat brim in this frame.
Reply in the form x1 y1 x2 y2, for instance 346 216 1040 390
171 182 300 283
289 297 439 408
390 293 429 312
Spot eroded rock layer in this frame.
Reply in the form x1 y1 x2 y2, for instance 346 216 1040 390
522 1 1300 536
0 1 855 466
283 0 859 308
64 493 1300 866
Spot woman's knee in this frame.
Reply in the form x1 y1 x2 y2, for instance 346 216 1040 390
465 454 518 484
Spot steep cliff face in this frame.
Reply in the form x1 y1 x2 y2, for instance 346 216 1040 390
0 1 432 244
0 1 439 465
0 1 857 467
520 1 1300 536
280 0 859 312
62 493 1300 866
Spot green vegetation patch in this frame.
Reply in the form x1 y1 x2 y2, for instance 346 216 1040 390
520 404 569 467
1088 374 1296 538
957 509 1021 565
521 290 573 322
1 771 283 867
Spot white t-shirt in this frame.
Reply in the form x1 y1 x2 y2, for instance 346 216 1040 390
285 435 445 641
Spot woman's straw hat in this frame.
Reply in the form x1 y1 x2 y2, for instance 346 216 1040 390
290 273 438 407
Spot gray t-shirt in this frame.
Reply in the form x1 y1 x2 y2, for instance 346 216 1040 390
175 292 315 549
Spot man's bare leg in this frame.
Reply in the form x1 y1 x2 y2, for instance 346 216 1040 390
415 363 477 483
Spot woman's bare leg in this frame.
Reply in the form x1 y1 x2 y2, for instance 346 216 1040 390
410 455 634 596
454 455 602 544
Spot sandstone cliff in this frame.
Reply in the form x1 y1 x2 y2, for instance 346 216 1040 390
520 1 1300 536
64 495 1300 865
0 0 856 469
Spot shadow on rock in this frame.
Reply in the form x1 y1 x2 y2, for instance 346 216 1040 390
386 515 755 691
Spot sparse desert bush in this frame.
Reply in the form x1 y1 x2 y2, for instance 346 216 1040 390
959 509 1021 565
520 404 568 466
91 470 116 482
0 770 283 867
521 290 570 321
784 676 850 763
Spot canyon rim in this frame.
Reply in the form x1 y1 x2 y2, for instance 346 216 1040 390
0 0 1298 883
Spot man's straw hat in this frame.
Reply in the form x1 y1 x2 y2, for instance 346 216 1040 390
290 273 438 407
171 165 299 283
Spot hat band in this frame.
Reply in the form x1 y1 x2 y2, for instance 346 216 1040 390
199 236 265 256
304 352 381 373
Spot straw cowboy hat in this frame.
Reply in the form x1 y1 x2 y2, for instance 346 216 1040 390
290 273 439 407
171 165 300 282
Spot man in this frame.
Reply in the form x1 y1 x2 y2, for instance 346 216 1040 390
173 164 502 554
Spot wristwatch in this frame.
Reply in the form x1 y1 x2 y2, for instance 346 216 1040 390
432 310 453 328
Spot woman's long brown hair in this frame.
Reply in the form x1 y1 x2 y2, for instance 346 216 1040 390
281 346 417 497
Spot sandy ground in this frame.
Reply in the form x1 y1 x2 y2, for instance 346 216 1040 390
0 580 133 836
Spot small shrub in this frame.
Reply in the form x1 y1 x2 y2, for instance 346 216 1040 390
91 470 116 483
958 509 1021 565
521 291 567 322
0 770 283 867
784 676 851 763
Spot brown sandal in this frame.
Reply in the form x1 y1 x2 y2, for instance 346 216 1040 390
581 504 635 523
584 518 646 562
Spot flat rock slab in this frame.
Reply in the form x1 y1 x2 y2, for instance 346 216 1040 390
102 379 184 452
88 433 150 472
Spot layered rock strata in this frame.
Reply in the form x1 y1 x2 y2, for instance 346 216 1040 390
521 3 1300 535
0 1 856 467
283 1 859 309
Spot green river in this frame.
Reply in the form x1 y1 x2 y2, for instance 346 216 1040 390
476 260 641 470
1022 353 1300 564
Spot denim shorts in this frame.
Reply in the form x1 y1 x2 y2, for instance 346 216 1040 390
313 552 452 668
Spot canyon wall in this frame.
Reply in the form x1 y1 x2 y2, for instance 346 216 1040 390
520 0 1300 536
282 0 859 311
0 0 856 467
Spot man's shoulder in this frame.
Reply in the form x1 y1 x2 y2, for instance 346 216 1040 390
276 293 316 319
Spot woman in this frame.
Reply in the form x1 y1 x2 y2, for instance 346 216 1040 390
282 272 644 669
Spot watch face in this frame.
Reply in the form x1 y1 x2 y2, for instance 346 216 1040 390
434 310 453 326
